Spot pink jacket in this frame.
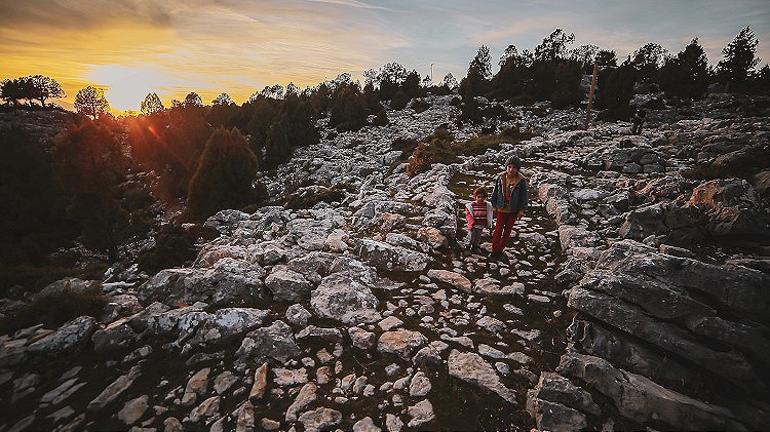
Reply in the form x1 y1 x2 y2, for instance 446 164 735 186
465 201 493 230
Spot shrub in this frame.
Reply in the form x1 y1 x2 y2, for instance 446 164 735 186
371 110 389 126
264 117 292 168
186 127 263 220
406 127 458 176
597 64 637 121
458 96 483 125
390 90 410 110
509 94 535 106
0 126 74 264
54 119 131 259
411 98 431 113
137 224 199 275
329 84 368 132
391 136 419 160
405 127 537 176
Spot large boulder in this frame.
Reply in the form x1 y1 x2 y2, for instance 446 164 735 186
355 239 429 272
265 267 313 302
377 329 428 360
426 270 471 292
28 316 97 357
236 320 301 364
557 352 745 431
310 273 381 325
687 178 770 236
182 308 268 353
137 258 265 307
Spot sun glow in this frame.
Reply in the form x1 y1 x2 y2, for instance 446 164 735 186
87 64 179 113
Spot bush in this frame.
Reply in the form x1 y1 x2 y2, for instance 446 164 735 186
186 127 263 220
406 127 458 176
458 96 483 125
54 119 132 259
329 84 368 132
0 126 74 264
391 136 419 160
597 64 637 121
405 127 537 176
372 110 389 126
127 108 212 201
509 94 535 106
0 285 107 335
264 117 292 168
411 99 431 113
390 90 410 110
137 224 199 275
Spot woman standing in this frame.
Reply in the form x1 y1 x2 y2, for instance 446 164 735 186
490 156 528 258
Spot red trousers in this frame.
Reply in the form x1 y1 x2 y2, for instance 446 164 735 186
492 211 517 252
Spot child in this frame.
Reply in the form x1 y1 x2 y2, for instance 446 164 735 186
464 187 493 254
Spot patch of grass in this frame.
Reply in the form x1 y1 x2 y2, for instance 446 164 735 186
406 127 458 176
405 126 537 176
0 286 107 335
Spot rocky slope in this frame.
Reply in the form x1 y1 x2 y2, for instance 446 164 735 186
1 94 769 431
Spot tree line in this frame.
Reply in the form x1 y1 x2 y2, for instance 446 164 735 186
455 26 769 121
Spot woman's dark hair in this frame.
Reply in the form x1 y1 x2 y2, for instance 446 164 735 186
473 187 488 198
506 155 522 168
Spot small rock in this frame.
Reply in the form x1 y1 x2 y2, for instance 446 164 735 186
249 363 268 401
118 395 149 425
407 399 435 428
353 416 382 432
409 372 432 397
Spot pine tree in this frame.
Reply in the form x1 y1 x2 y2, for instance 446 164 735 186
718 26 760 88
186 127 260 220
140 92 164 115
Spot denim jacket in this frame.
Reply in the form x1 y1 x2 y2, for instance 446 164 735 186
490 172 528 213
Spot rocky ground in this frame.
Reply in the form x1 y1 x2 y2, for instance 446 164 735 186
1 94 769 431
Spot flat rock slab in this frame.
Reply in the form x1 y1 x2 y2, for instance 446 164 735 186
427 270 472 292
378 329 428 360
448 350 516 404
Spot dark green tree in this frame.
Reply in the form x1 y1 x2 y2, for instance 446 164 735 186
187 127 261 220
659 38 710 99
717 26 760 88
53 120 129 258
140 92 164 115
74 86 110 118
264 117 291 167
597 64 637 120
460 45 492 97
534 29 575 62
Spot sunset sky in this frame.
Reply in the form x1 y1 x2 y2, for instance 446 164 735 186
2 0 769 112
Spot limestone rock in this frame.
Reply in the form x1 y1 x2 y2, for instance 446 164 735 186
448 350 516 404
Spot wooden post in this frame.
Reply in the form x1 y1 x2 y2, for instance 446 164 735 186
584 63 598 130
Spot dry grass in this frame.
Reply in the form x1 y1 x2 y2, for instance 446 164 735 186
406 126 536 176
